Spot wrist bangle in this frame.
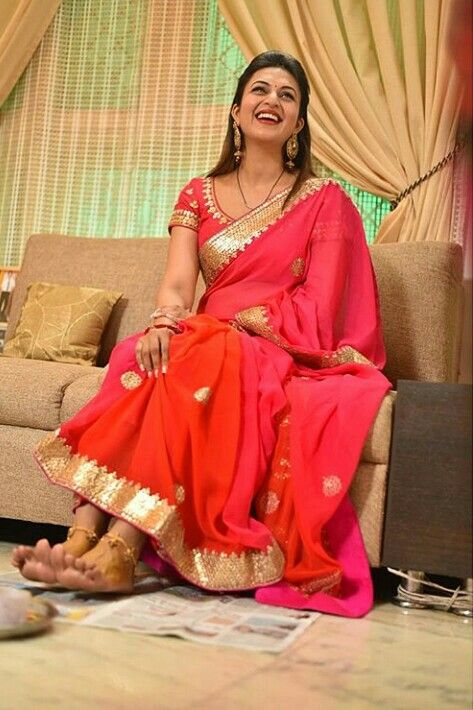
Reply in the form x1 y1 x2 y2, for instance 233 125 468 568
149 306 188 320
144 323 182 335
152 313 181 325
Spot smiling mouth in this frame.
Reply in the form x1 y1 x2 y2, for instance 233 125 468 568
255 111 281 124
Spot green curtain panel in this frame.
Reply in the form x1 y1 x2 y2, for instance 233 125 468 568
0 0 389 267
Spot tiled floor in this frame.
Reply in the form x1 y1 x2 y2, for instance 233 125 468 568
0 541 471 710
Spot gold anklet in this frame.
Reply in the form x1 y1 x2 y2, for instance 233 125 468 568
102 532 139 567
66 526 99 545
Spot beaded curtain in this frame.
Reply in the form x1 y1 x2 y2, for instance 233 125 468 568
0 0 389 267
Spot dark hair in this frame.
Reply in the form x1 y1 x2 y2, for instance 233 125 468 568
207 50 315 207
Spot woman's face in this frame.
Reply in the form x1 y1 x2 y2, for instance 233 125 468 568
232 67 304 149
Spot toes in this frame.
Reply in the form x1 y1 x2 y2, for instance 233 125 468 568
12 545 33 564
65 553 79 569
74 558 88 572
11 545 29 567
11 541 58 584
51 544 67 573
35 539 53 567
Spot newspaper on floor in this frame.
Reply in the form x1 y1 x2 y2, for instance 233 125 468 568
0 570 319 653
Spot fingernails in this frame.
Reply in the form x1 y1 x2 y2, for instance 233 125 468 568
138 364 145 372
147 371 153 378
162 365 167 374
154 369 159 378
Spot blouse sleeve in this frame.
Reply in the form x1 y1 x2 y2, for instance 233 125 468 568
168 179 200 234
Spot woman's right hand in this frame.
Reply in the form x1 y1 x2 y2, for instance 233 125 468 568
135 326 174 377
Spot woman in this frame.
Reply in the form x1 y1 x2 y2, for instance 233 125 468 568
12 51 390 618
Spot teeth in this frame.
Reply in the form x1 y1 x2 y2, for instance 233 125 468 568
257 112 279 122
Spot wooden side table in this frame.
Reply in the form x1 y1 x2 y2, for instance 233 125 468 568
382 380 472 579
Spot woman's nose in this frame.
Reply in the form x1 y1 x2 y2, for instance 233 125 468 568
266 90 281 106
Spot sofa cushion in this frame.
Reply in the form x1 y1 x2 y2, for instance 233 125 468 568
60 368 107 422
361 391 396 464
3 282 122 365
5 234 170 366
0 356 100 430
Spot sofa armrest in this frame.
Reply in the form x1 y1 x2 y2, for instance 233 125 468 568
0 356 101 430
361 391 396 464
60 368 107 422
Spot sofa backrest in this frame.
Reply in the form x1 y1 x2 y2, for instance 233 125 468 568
370 241 463 384
6 234 175 366
7 234 463 381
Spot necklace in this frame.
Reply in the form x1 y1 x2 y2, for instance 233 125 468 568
236 166 286 210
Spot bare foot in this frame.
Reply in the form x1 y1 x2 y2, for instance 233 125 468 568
53 534 137 593
11 528 101 585
11 539 57 584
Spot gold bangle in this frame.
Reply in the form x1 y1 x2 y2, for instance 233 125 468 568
151 313 181 326
149 306 188 320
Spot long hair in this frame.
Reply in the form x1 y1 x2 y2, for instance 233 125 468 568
207 50 315 207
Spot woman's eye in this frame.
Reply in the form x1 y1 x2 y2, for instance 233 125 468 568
252 86 265 93
281 92 295 100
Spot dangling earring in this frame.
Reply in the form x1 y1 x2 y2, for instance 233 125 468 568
233 120 243 164
286 133 299 170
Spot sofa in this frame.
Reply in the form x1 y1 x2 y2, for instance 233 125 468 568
0 233 464 567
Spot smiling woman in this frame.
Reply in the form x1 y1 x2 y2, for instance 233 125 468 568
208 52 315 219
13 51 391 619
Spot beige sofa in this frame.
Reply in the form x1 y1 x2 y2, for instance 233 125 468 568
0 234 464 566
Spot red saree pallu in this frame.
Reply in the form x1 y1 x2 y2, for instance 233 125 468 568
35 177 391 617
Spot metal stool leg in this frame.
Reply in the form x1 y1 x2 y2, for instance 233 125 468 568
452 578 473 617
392 570 429 609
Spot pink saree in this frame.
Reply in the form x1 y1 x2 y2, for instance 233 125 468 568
35 176 391 617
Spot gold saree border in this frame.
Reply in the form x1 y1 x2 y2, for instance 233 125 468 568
235 305 374 368
199 177 334 286
294 569 343 597
35 433 285 591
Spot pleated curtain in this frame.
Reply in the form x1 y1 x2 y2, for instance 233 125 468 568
0 0 61 107
218 0 463 243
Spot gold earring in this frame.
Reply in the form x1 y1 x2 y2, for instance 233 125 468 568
233 120 243 164
286 133 299 170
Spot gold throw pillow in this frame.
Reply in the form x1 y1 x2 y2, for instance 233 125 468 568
3 282 122 365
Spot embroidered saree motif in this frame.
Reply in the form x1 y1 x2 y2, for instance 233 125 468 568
120 371 143 390
323 475 343 497
235 305 375 368
174 484 186 504
199 177 333 286
291 257 305 277
35 433 285 590
193 386 212 403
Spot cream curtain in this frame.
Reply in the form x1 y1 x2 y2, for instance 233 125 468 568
218 0 463 243
0 0 61 107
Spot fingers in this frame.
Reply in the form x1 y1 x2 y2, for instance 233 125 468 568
135 337 150 374
159 331 171 375
135 338 146 373
135 334 156 375
135 330 172 377
147 331 161 377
